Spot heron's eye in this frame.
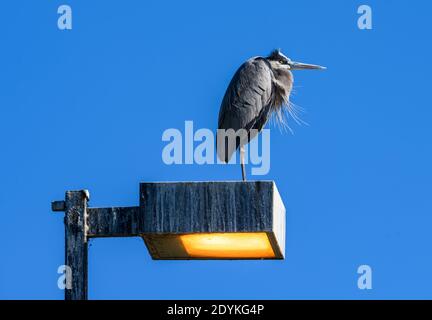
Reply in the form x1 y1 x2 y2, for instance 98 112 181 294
279 60 286 64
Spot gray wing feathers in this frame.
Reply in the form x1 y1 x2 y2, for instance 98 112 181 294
217 58 273 162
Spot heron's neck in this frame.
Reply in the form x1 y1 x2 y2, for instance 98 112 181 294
271 69 293 107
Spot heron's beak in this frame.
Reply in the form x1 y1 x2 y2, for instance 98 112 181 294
290 61 326 70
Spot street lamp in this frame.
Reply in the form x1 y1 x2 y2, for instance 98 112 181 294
53 181 286 300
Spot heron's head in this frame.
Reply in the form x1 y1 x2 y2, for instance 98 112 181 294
266 49 326 72
264 50 326 126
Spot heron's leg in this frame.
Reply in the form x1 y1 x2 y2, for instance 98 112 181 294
240 146 246 181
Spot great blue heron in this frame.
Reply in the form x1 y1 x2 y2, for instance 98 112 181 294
217 49 325 181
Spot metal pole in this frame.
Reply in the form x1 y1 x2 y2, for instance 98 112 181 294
63 190 89 300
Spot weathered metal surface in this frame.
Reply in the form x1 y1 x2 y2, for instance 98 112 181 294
87 206 141 238
139 181 286 259
84 181 286 258
85 181 284 237
140 181 275 233
64 190 89 301
51 200 66 212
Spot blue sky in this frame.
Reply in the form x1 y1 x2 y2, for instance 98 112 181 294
1 0 431 299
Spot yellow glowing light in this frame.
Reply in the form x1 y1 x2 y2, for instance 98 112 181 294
179 232 275 258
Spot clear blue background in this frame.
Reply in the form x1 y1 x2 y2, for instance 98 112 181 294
1 0 431 299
